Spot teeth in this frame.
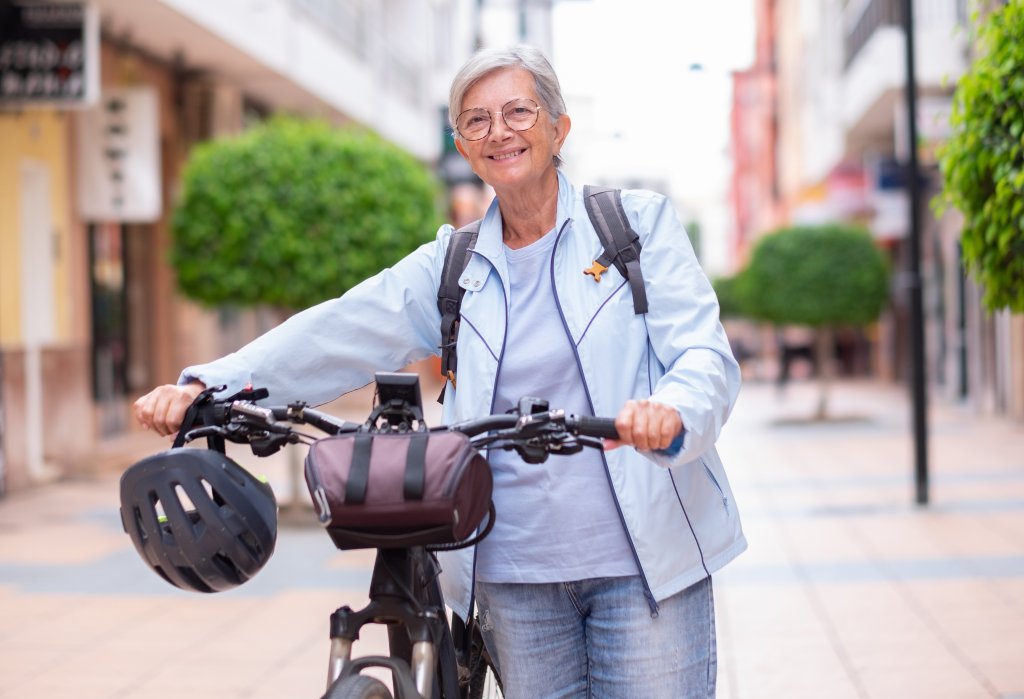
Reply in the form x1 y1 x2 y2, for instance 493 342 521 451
493 150 523 160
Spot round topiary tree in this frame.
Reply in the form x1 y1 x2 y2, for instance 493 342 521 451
712 275 743 319
938 1 1024 312
737 224 889 419
171 116 442 311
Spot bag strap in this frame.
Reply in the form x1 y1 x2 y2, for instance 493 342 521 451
437 221 480 400
403 432 429 500
344 434 374 504
583 185 648 315
436 187 647 402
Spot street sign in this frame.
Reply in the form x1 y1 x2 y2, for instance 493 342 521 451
0 1 99 108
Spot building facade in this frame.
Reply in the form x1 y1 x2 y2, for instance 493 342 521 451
0 0 487 494
730 0 1024 418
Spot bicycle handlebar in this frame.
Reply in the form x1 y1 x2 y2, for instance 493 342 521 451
178 388 620 458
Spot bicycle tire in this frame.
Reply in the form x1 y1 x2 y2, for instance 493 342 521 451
465 661 503 699
463 624 503 699
323 674 393 699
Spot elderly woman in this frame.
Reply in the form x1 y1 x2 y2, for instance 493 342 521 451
135 45 745 698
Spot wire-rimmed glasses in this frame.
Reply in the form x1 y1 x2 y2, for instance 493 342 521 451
455 98 543 141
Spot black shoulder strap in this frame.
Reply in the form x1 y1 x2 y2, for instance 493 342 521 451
437 221 480 400
583 185 648 315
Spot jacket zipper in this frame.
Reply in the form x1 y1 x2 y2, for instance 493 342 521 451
700 457 729 513
548 219 661 618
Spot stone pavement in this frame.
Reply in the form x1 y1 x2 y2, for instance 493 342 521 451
1 379 1022 698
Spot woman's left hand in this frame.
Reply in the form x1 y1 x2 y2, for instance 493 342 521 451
606 399 683 452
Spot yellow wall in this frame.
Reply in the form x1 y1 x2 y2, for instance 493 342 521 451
0 110 73 347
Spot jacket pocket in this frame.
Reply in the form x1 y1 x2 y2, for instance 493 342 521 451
700 458 729 513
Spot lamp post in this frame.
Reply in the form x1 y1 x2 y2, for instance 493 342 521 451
902 0 929 505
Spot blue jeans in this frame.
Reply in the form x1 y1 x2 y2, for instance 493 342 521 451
474 576 716 699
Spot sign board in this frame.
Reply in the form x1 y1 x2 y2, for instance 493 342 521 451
76 87 163 222
0 1 99 107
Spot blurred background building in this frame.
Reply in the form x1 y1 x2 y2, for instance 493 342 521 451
731 0 1023 420
1 0 1021 496
0 0 558 494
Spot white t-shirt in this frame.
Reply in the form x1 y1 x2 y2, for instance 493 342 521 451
475 225 637 583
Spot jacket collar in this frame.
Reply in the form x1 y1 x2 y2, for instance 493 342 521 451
472 170 576 263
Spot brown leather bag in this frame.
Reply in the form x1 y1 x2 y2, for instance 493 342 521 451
304 430 493 550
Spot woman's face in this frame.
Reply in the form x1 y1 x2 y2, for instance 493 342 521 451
454 67 570 194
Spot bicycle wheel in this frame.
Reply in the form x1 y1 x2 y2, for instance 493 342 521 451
463 626 503 699
323 674 393 699
465 660 503 699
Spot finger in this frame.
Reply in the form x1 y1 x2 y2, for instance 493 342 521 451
133 394 152 430
658 405 684 450
614 400 638 447
632 400 652 451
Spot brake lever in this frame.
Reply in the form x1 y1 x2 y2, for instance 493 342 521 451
182 425 227 443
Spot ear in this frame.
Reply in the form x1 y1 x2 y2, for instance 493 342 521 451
553 114 571 152
455 137 469 160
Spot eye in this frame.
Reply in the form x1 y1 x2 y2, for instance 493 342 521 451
459 110 489 129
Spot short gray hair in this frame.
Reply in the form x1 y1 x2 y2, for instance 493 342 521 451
448 44 567 166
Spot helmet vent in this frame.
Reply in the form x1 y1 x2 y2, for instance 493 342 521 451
211 552 245 585
174 483 197 512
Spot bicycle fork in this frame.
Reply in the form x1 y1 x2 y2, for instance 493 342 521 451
326 611 440 698
325 549 447 699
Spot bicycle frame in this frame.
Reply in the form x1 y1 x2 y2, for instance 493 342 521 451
326 546 460 699
166 375 618 699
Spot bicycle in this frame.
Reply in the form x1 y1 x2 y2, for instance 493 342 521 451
122 372 619 699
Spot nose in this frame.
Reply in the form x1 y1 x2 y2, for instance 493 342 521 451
487 111 514 140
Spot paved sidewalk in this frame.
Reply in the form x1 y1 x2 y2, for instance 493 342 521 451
1 379 1022 698
715 380 1024 698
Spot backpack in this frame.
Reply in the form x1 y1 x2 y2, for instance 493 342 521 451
436 185 648 397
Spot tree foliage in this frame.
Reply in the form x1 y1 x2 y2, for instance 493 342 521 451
171 116 442 310
938 1 1024 312
712 275 743 319
737 224 889 327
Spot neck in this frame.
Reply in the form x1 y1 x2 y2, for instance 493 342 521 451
495 171 560 249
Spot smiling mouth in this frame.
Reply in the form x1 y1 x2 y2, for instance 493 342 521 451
490 149 525 161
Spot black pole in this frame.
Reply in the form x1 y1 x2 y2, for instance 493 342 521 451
902 0 929 505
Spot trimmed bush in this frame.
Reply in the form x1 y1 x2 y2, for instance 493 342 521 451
171 116 442 310
737 224 889 327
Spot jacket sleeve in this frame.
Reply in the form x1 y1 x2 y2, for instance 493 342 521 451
178 226 454 406
625 191 741 466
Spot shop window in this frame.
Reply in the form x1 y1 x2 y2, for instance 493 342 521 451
88 222 129 435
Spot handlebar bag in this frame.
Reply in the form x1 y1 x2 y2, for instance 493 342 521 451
303 431 493 550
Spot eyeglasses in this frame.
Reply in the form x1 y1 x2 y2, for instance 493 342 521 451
455 98 543 141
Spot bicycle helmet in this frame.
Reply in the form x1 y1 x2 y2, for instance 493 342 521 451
119 448 278 593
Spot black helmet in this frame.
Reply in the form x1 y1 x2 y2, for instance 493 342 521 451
119 448 278 593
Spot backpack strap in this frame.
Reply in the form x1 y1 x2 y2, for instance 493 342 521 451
583 185 648 315
437 220 480 401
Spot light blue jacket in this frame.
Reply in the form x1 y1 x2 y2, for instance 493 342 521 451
182 171 746 618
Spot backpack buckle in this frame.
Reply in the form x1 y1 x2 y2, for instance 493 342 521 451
446 369 457 389
584 260 608 282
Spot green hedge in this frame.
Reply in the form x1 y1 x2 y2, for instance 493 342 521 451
938 2 1024 312
737 224 889 327
171 116 442 310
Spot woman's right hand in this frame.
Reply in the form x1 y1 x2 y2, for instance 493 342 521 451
133 382 206 437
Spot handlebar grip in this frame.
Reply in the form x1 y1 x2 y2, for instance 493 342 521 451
574 415 620 440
